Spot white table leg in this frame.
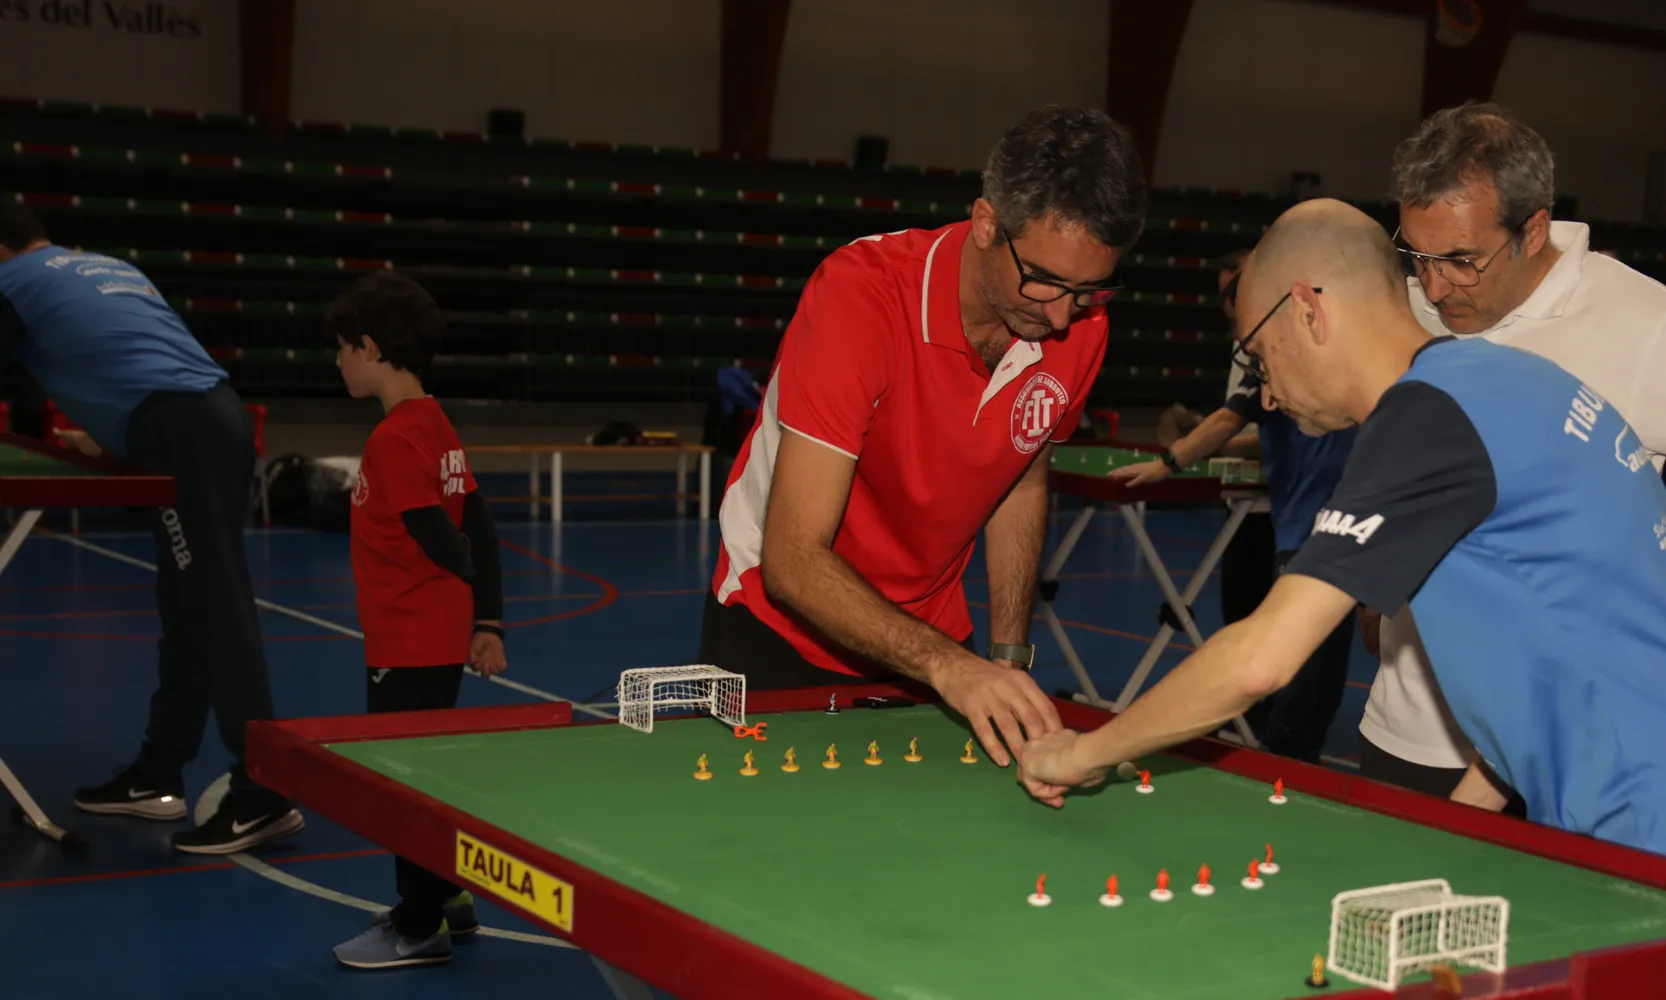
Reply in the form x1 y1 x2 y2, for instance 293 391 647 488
550 451 564 523
699 451 711 521
1112 497 1258 743
0 510 85 850
592 956 656 1000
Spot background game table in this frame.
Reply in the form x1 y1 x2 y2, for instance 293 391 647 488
1047 442 1268 740
0 432 176 850
248 683 1666 1000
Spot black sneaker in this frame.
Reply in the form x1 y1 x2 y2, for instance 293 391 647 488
171 791 304 855
74 767 188 821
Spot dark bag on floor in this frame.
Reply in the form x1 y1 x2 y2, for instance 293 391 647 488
261 453 358 533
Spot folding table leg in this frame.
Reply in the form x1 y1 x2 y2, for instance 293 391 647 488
0 510 41 576
592 956 656 1000
1038 505 1112 707
1111 497 1259 744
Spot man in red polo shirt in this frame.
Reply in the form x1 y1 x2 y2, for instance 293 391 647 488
698 105 1147 766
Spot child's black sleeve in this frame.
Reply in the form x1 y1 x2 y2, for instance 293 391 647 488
399 507 476 582
459 491 503 621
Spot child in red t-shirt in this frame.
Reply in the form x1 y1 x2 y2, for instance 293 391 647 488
324 272 507 970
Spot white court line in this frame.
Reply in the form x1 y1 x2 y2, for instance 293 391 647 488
194 776 573 950
35 526 616 950
40 529 612 719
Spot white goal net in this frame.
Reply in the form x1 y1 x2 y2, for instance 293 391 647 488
1328 879 1509 990
616 665 746 733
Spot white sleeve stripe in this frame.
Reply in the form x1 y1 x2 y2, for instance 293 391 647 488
779 422 860 461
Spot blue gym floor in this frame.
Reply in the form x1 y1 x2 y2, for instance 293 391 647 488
0 471 1375 999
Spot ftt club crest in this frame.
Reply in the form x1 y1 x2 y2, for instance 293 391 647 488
1010 372 1069 454
351 469 370 507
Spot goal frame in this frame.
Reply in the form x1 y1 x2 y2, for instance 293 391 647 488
616 665 747 733
1328 879 1510 990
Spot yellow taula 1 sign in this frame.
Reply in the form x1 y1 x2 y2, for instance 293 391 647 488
454 830 573 932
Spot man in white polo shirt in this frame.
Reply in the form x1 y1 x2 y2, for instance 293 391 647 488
1359 101 1666 805
698 105 1147 767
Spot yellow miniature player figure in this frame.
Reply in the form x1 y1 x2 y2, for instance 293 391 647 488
740 750 759 776
865 740 882 765
693 753 713 781
1306 954 1327 988
904 737 922 762
781 746 800 772
960 738 978 764
823 743 841 769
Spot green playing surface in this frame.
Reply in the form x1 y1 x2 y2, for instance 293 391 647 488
330 706 1666 1000
1052 444 1265 484
0 441 89 477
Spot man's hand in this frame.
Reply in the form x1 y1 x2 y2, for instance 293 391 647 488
1108 459 1170 487
1016 728 1107 808
1357 605 1384 658
1450 758 1510 812
932 655 1061 767
53 428 102 457
469 630 507 677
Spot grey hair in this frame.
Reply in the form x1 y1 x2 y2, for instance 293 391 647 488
1391 101 1555 242
982 105 1147 250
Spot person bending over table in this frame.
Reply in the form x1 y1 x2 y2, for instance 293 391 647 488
1017 198 1666 858
1110 267 1357 767
698 105 1147 766
0 202 300 854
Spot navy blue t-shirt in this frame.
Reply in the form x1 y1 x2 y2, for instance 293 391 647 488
1288 337 1666 856
1224 373 1355 552
0 246 226 456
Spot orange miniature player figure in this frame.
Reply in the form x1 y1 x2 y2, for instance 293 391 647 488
1140 769 1151 785
1156 869 1169 892
1198 864 1210 886
1036 874 1046 897
1274 778 1284 797
1107 874 1118 896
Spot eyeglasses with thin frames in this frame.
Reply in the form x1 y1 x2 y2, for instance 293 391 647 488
1000 225 1121 308
1391 217 1530 288
1232 287 1323 380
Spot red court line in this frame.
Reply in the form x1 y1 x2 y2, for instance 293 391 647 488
0 847 388 891
497 539 621 627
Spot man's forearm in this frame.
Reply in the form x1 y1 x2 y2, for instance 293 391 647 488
1170 409 1250 467
1072 618 1268 768
766 546 971 685
983 472 1048 649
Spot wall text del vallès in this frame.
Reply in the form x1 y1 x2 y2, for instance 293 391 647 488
0 1 203 39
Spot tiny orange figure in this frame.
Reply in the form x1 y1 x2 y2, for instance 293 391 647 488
1270 776 1288 804
1250 859 1260 879
1198 864 1211 886
1262 842 1280 874
1140 770 1151 785
1156 869 1169 892
1036 874 1047 897
1275 778 1284 796
1107 874 1118 896
1242 857 1264 890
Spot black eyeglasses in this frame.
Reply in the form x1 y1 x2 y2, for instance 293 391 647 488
1001 226 1121 308
1232 287 1322 380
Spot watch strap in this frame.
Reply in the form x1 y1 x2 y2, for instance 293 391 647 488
989 642 1036 669
1161 449 1184 473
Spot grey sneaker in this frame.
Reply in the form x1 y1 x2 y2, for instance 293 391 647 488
333 921 453 969
371 891 479 938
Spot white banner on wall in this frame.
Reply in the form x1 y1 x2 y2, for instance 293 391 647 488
0 0 236 110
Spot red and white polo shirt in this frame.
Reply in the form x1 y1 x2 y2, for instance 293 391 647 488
709 220 1110 675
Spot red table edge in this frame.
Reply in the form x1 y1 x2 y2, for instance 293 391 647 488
0 432 175 508
247 685 1666 1000
1050 438 1267 504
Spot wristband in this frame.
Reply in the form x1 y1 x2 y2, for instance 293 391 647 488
988 642 1036 670
473 623 504 638
1160 449 1183 473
